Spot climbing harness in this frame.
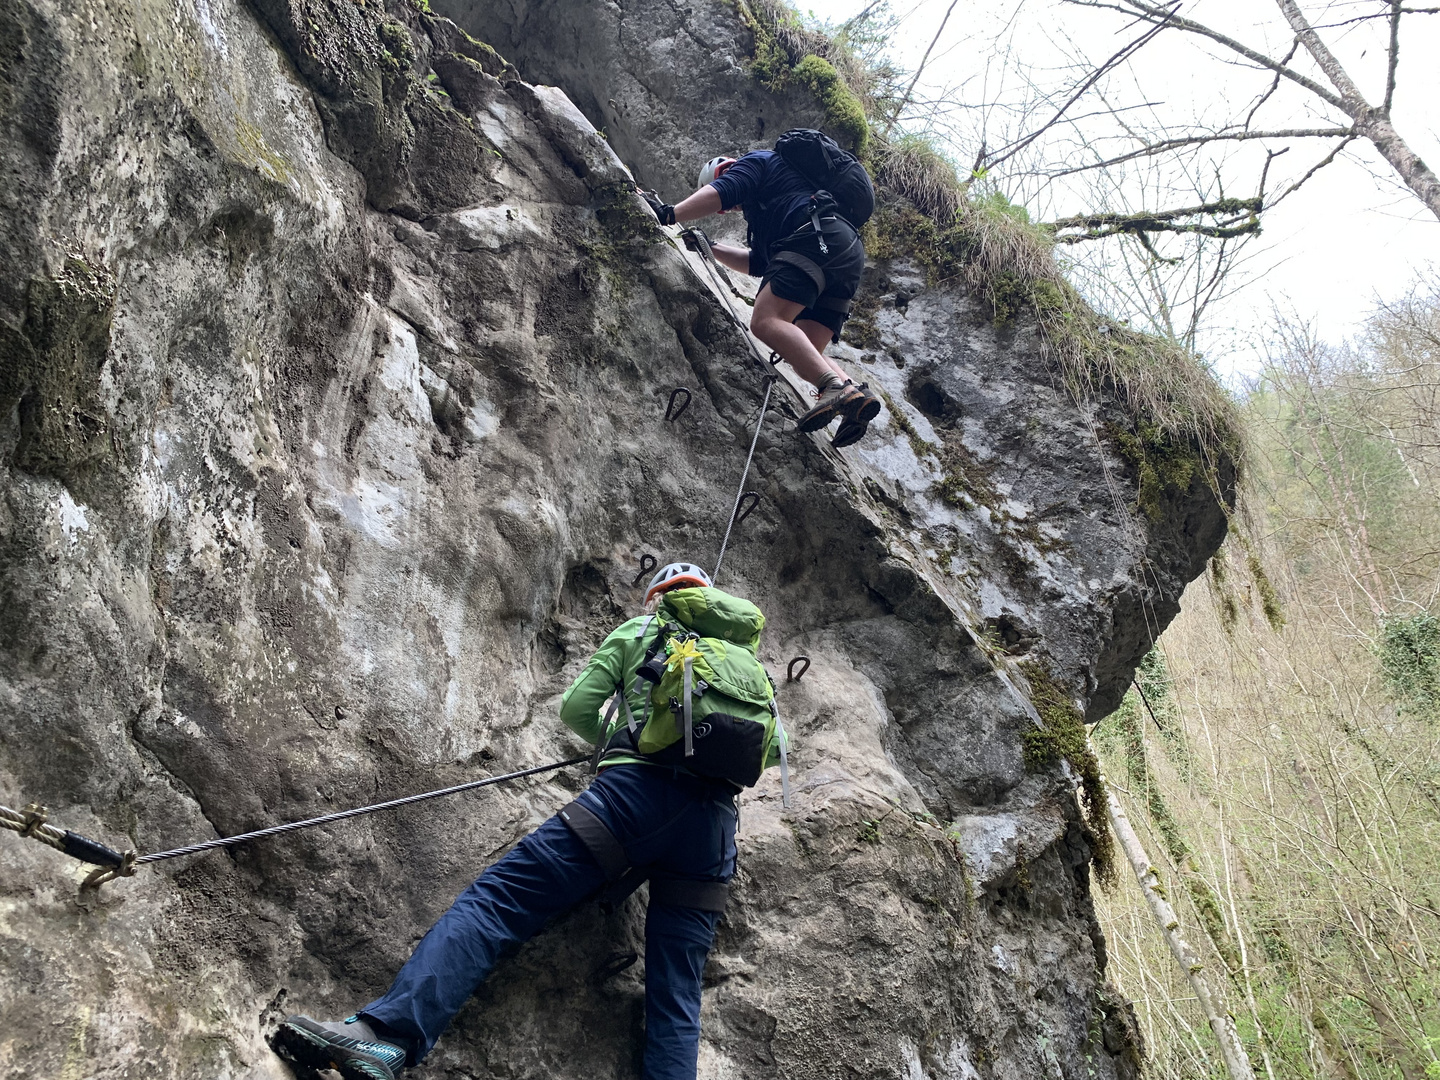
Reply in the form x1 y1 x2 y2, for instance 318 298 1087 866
559 796 729 914
1 755 589 892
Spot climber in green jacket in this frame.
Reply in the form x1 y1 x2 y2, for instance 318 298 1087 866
274 562 787 1080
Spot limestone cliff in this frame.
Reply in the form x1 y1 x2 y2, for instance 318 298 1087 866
0 1 1230 1078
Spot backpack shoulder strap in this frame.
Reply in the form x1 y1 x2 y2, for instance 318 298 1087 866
768 698 791 808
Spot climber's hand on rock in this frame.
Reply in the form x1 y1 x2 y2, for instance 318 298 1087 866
639 188 677 227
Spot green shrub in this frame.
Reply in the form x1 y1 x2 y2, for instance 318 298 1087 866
1376 611 1440 725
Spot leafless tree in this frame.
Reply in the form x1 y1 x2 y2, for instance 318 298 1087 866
972 0 1440 238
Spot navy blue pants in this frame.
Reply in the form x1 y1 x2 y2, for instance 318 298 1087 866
360 765 738 1079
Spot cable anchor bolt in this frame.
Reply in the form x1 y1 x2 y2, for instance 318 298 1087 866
664 387 691 422
734 491 761 525
632 553 658 587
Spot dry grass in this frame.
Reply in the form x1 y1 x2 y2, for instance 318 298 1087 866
871 134 965 221
868 188 1242 462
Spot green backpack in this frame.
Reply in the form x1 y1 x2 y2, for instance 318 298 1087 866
618 588 790 801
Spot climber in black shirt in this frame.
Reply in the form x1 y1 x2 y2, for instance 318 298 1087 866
643 147 883 448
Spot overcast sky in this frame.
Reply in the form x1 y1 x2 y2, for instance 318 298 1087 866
803 0 1440 380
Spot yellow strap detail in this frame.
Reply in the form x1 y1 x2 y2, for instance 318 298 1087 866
665 638 702 671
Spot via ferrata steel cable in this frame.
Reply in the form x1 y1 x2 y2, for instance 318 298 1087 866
132 755 590 865
712 375 773 586
1 756 590 888
675 227 782 585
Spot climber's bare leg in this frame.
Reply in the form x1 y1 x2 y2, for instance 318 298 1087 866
750 285 851 389
797 319 848 383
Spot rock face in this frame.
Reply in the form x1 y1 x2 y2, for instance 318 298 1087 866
0 1 1226 1078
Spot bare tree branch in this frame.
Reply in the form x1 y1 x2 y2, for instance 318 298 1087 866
1268 135 1359 211
883 0 960 138
1243 39 1300 130
1047 128 1354 178
1384 0 1403 115
1051 197 1263 242
979 9 1177 170
1273 0 1368 107
1063 0 1347 109
1310 6 1440 30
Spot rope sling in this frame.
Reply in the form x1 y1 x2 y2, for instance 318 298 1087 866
2 209 797 891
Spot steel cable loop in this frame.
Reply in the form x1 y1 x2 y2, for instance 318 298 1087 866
132 755 591 866
0 804 70 855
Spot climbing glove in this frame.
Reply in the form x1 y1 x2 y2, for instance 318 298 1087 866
639 189 677 226
682 228 711 253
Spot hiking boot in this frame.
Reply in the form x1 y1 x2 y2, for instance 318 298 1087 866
797 380 863 433
273 1014 408 1080
841 382 882 426
830 415 869 448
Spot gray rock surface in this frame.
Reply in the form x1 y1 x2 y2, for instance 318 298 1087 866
0 1 1224 1078
432 0 829 201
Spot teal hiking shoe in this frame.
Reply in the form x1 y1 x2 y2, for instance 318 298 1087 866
273 1014 408 1080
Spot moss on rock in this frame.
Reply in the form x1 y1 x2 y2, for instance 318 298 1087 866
736 1 869 153
1019 661 1115 883
790 55 868 154
1105 420 1202 523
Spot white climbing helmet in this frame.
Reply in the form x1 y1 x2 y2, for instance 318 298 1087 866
697 156 736 188
645 561 712 603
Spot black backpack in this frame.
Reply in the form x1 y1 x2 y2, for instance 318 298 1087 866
774 128 876 230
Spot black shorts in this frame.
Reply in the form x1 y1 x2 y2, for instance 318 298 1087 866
760 217 866 342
